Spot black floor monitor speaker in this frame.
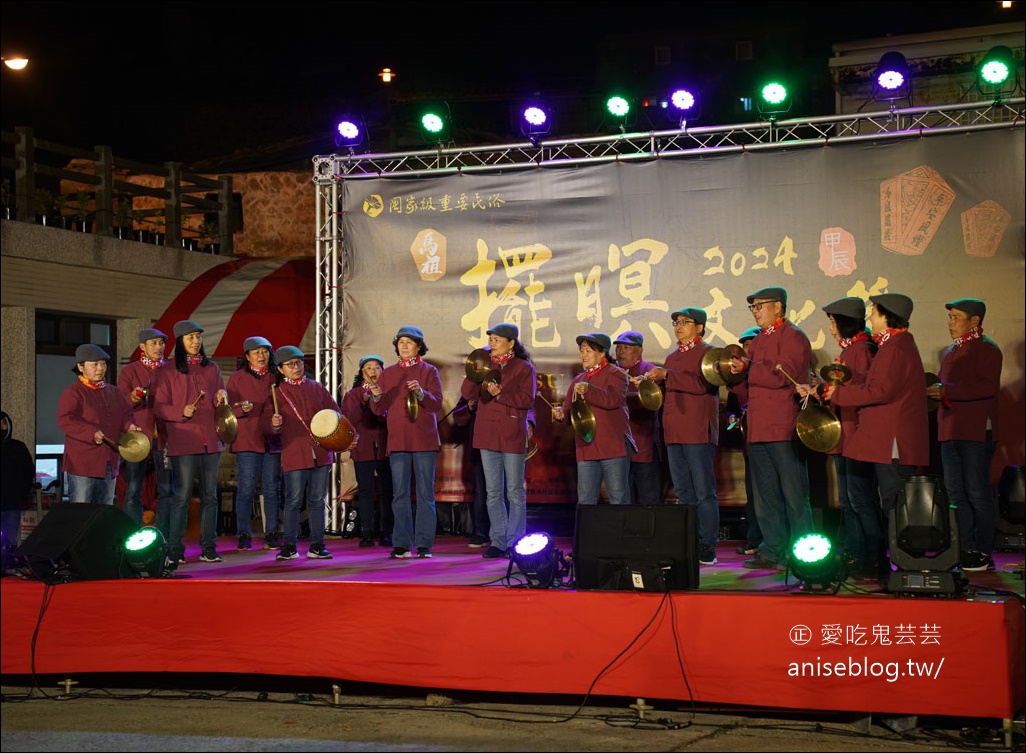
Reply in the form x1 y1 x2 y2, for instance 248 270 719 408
16 503 139 583
573 504 699 591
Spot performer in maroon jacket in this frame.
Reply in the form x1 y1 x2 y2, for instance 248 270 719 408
612 330 664 507
266 345 341 561
647 307 721 566
810 297 879 580
728 286 814 571
341 354 393 549
117 327 172 524
369 325 443 559
459 322 536 559
822 293 929 577
226 335 282 551
58 343 139 505
553 332 635 507
927 297 1002 572
153 320 228 565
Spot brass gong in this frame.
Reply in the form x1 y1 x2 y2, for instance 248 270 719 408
795 404 841 453
406 391 419 421
215 402 238 444
570 396 596 442
116 430 152 463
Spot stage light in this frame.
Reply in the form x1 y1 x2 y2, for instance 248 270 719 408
665 87 701 126
418 103 452 143
334 117 365 150
123 526 169 578
788 533 845 592
872 51 911 104
976 46 1020 99
886 475 967 597
509 532 567 589
519 103 552 138
756 79 792 119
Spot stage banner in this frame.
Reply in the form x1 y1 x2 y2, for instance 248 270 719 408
340 128 1025 503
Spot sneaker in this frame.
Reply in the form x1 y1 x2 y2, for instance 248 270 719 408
389 547 411 559
199 549 223 563
482 546 507 559
736 544 759 555
416 547 432 559
177 558 187 566
276 544 298 561
307 544 333 560
699 545 718 566
238 534 252 551
264 534 282 550
378 536 392 547
358 537 375 548
467 534 489 548
742 554 784 571
961 550 995 572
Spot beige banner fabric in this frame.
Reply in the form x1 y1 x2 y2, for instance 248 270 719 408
339 128 1025 504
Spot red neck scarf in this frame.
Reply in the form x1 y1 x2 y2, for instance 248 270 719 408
251 366 268 377
762 318 786 336
140 356 165 369
78 375 105 390
398 356 421 368
953 325 983 347
284 376 305 385
839 331 871 350
873 327 907 345
585 358 608 375
491 351 514 366
187 354 203 365
677 335 703 353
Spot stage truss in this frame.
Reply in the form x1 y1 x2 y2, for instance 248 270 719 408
312 98 1025 531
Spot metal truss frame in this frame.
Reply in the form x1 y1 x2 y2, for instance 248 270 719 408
312 97 1024 532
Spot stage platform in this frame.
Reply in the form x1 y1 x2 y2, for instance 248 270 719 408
2 534 1023 724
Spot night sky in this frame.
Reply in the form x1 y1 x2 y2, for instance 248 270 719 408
1 1 1020 166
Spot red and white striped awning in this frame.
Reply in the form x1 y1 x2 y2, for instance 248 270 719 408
151 257 317 359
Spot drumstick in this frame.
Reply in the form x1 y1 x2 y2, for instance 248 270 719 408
271 383 280 414
190 390 206 408
774 363 802 388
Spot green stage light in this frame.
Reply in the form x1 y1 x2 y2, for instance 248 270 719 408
606 96 631 118
788 533 845 592
979 45 1013 86
418 103 452 143
757 79 792 119
124 526 168 578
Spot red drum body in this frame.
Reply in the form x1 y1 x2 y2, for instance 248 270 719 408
310 409 355 452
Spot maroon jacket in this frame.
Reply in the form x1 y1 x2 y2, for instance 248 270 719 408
622 358 662 463
153 361 226 457
57 379 134 478
662 342 719 446
732 321 812 443
831 330 929 466
562 363 636 461
268 377 341 472
226 367 280 454
831 337 874 458
460 356 536 453
117 359 170 451
936 335 1002 443
342 384 388 463
370 360 442 453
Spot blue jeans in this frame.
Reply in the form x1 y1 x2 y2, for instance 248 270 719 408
470 447 504 537
389 451 437 550
748 441 813 564
942 438 996 555
162 453 220 560
282 465 329 548
835 455 881 565
480 449 527 552
235 451 282 538
67 464 117 505
355 458 393 538
667 443 720 547
122 447 174 526
629 460 663 506
577 456 630 506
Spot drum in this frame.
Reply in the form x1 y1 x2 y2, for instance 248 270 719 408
310 409 356 452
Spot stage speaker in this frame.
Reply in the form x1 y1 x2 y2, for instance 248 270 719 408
16 503 139 583
573 504 699 591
